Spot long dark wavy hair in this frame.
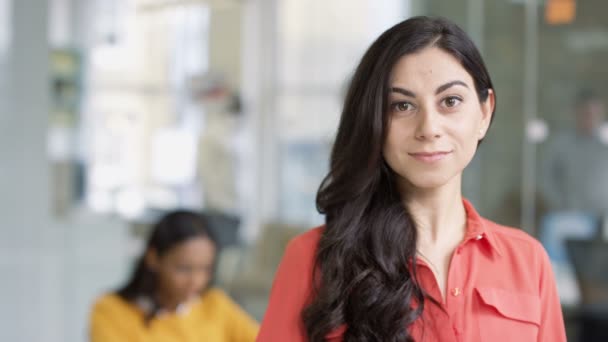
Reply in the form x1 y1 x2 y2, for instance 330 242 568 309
117 210 217 323
302 16 496 341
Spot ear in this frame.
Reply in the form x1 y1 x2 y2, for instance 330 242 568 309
145 248 159 272
478 89 495 140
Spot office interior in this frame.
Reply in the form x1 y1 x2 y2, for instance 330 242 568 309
1 0 607 341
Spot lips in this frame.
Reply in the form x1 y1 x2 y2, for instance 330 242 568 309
408 151 452 163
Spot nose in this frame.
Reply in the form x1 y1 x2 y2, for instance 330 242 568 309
414 107 442 141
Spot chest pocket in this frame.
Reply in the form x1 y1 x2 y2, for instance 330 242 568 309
474 287 540 341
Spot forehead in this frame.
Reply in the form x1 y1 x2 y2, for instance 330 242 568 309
163 237 215 262
389 46 474 90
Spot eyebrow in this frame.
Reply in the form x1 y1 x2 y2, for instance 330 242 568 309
390 80 469 98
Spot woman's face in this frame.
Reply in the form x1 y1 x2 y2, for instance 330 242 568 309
148 236 216 306
383 46 494 193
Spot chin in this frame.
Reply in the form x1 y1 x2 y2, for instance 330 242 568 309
401 171 458 191
411 179 450 191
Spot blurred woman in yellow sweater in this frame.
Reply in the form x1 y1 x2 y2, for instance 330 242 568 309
89 210 259 342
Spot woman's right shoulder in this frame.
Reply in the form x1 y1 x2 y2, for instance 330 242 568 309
281 225 325 264
267 225 326 291
288 225 324 250
91 293 132 315
89 293 144 341
257 226 325 341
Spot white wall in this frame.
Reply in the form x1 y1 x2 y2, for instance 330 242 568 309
0 1 131 341
0 1 53 339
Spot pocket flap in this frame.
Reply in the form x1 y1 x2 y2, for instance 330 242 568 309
475 287 541 325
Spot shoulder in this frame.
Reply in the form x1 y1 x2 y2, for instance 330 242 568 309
479 219 556 295
485 219 538 244
90 293 140 325
287 225 324 253
202 287 230 300
197 288 241 316
197 287 259 335
484 219 543 249
266 225 325 303
92 293 131 313
483 219 549 267
257 227 324 340
276 226 325 290
199 287 238 309
278 226 324 270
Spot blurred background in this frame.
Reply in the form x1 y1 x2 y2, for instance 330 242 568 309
1 0 607 341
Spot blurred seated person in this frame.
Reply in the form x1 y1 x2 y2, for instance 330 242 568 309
89 210 259 342
541 90 608 214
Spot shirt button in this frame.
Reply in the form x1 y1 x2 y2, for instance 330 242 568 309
451 287 460 297
475 234 483 240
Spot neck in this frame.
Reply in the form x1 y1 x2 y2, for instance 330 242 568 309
154 291 181 312
404 177 466 247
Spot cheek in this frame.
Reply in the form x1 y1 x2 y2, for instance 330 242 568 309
460 140 478 167
383 136 402 172
159 269 188 291
384 122 408 154
452 110 483 144
455 125 481 163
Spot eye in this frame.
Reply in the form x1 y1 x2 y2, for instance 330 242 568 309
443 96 462 108
391 101 415 112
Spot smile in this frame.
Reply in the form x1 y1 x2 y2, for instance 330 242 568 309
408 151 452 163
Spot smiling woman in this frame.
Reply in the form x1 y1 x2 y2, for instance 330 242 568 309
257 16 566 342
384 47 494 193
89 211 259 342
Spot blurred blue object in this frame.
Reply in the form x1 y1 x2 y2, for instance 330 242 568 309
539 211 600 306
540 211 599 263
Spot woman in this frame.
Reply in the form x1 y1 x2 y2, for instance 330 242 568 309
258 16 566 342
90 210 258 342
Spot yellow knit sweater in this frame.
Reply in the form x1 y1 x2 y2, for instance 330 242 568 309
89 288 259 342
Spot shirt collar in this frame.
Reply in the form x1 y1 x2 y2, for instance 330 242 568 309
462 198 503 257
135 296 195 318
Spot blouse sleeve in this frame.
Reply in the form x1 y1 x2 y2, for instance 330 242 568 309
535 240 567 342
257 233 316 342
